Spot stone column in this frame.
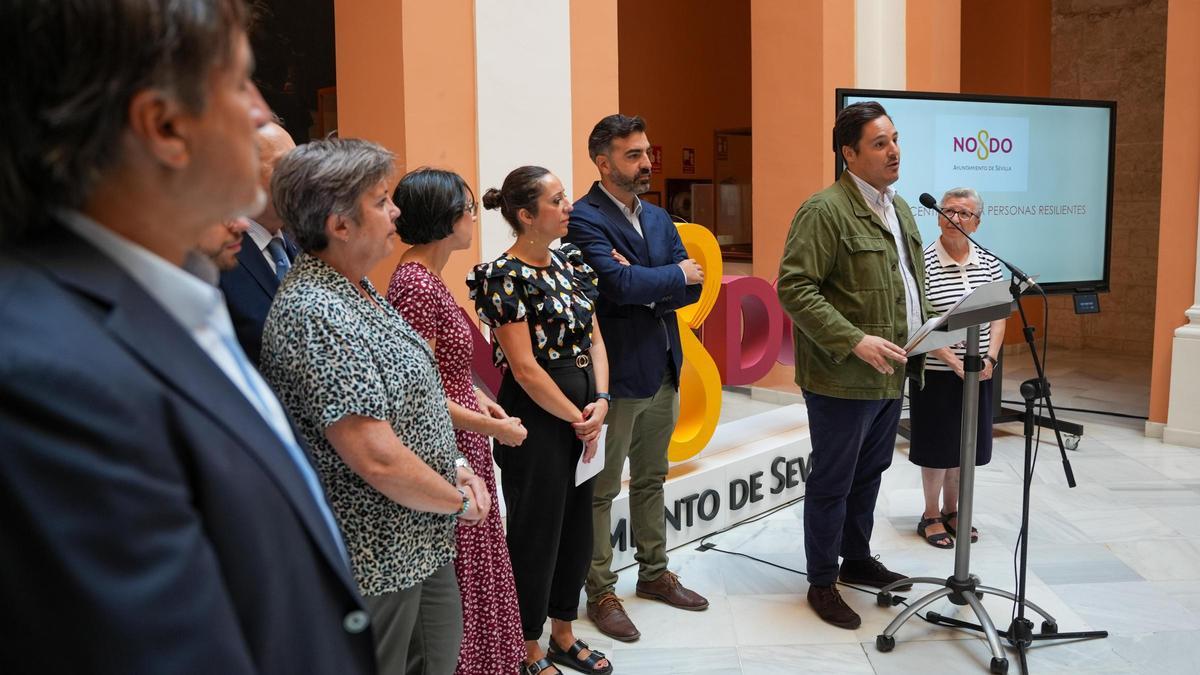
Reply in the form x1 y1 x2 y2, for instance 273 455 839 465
1164 193 1200 447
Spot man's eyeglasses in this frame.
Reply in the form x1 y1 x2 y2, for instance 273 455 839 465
941 208 976 221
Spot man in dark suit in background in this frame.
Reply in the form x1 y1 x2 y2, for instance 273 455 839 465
0 2 375 673
220 119 297 363
198 218 252 272
565 114 708 643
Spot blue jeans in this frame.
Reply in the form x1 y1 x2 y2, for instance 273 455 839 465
802 391 902 585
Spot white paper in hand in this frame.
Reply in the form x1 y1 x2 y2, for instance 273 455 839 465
575 425 606 486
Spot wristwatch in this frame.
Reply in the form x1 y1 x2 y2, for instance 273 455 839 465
984 354 998 367
595 392 612 403
455 488 471 517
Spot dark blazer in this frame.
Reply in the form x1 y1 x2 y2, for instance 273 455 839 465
0 226 375 675
220 231 297 364
565 181 701 399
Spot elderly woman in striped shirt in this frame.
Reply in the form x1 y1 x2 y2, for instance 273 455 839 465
909 187 1006 549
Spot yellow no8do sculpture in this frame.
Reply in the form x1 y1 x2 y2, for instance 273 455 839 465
668 222 724 462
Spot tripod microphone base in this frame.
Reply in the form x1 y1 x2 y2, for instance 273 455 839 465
876 575 1065 673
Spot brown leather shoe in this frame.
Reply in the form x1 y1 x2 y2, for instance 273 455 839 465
635 571 709 611
807 584 861 629
586 592 640 642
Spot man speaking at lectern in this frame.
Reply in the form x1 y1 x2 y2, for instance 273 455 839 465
777 101 932 630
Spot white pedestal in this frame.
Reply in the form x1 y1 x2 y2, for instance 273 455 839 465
1164 312 1200 448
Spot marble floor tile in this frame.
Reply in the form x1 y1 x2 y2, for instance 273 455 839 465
1032 483 1124 514
1136 454 1200 481
861 637 999 675
1069 456 1172 485
606 646 742 674
1016 636 1137 674
737 643 875 674
710 551 811 597
1107 630 1200 675
1028 543 1144 585
1106 539 1200 582
1049 581 1200 634
1054 506 1180 544
1098 483 1200 508
1149 580 1200 615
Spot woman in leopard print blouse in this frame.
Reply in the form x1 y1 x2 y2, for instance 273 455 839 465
260 139 490 675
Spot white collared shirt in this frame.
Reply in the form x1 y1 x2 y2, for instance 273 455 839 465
846 170 923 339
58 211 349 563
60 210 292 438
598 181 645 237
247 218 286 273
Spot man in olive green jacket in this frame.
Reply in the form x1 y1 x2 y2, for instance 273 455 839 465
777 102 933 630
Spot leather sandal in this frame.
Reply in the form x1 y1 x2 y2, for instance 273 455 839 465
918 516 954 549
523 657 560 675
942 511 979 543
547 638 612 675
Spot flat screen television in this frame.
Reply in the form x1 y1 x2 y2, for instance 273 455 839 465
837 89 1116 294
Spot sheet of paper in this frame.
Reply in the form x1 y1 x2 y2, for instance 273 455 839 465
575 425 606 486
906 326 968 356
957 279 1015 311
904 279 1011 354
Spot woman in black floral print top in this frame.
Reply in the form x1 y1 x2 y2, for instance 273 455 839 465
467 166 614 675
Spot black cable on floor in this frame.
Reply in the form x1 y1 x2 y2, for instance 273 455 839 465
998 400 1147 421
694 496 965 631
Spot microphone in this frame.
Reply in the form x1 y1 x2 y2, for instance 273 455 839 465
918 192 1040 293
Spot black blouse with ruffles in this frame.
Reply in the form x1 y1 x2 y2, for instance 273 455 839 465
466 243 600 369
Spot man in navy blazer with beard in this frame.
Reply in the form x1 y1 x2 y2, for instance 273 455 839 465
565 114 708 643
220 120 298 365
0 2 375 673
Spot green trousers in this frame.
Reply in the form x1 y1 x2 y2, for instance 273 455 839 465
586 372 678 602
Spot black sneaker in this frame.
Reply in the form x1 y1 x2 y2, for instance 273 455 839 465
807 584 861 629
839 556 913 591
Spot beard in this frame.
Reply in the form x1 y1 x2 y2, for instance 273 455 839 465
610 165 652 196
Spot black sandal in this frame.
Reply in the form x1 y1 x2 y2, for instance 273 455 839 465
547 638 613 675
918 516 954 549
942 511 979 543
523 657 560 675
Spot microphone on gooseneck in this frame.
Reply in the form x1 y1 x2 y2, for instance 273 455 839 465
918 192 1040 294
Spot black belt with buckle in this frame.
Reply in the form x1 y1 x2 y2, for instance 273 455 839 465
540 353 592 370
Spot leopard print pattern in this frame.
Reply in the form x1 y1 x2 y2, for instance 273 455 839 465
261 253 459 595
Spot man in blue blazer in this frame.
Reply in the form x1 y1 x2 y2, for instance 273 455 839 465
0 2 374 673
565 114 708 642
220 120 298 364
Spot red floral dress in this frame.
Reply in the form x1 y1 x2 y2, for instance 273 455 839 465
387 262 524 675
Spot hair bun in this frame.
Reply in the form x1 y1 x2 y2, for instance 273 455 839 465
481 188 503 211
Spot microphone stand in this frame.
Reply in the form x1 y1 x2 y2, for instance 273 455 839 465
913 195 1107 672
